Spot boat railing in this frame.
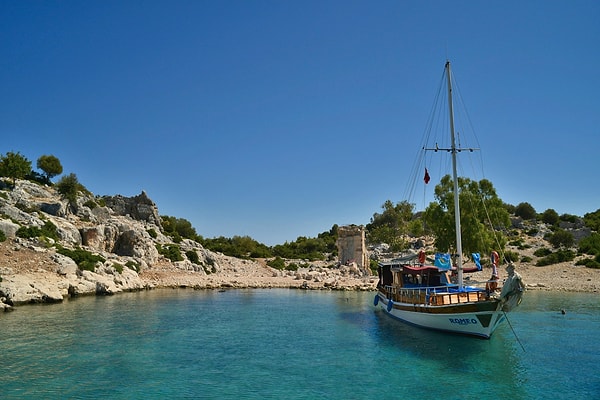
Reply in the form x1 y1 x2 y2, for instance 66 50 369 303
383 284 489 306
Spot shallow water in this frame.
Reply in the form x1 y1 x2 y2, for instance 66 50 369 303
0 289 598 399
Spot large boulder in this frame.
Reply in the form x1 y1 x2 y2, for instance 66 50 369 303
50 218 82 245
0 274 65 305
113 229 159 262
103 191 162 227
80 222 159 264
40 202 66 217
0 219 20 238
0 204 43 227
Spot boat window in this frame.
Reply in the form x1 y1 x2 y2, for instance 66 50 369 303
378 265 393 287
402 273 423 287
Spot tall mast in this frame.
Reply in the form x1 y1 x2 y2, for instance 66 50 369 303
445 61 464 289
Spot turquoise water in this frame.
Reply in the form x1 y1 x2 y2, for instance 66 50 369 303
1 289 598 399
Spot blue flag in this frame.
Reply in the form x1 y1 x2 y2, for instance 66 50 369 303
472 253 482 271
434 253 451 270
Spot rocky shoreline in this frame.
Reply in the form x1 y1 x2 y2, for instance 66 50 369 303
0 238 378 311
1 180 598 313
1 237 598 312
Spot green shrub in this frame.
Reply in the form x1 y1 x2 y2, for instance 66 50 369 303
370 259 379 274
186 250 200 264
83 200 97 209
535 250 575 266
56 173 81 204
16 226 41 239
15 202 39 213
583 209 600 231
125 260 140 272
575 258 600 269
202 256 217 274
267 256 286 270
560 213 579 223
36 154 63 183
156 244 183 262
520 256 533 263
548 229 574 249
0 151 31 186
147 228 158 239
515 202 536 220
534 248 552 257
508 239 523 247
41 221 59 240
578 233 600 256
201 235 273 259
16 221 59 241
56 246 105 272
112 263 124 274
286 262 299 271
0 230 6 242
504 251 520 263
541 209 560 225
526 228 539 236
161 216 197 241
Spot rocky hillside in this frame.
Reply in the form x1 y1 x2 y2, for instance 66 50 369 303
0 180 375 311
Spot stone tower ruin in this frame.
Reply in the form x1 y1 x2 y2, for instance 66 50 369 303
336 225 370 275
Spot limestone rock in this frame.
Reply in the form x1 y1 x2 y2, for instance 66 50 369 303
0 274 65 305
103 191 161 227
51 217 82 245
40 202 66 217
0 219 20 238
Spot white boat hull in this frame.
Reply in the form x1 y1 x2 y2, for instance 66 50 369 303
376 293 505 339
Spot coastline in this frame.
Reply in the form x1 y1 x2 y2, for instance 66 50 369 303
1 239 599 312
137 258 600 293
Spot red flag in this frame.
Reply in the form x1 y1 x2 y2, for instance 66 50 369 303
424 168 431 184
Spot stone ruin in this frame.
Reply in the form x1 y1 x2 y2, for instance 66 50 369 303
336 225 370 275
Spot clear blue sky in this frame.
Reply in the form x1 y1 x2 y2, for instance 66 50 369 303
1 1 599 245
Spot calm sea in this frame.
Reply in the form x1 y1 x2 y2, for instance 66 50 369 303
1 289 598 399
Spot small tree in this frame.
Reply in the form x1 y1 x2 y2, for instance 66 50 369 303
366 200 415 250
515 202 537 220
55 173 80 207
541 208 560 225
0 151 32 187
423 176 510 255
578 233 600 256
36 155 63 183
548 229 575 249
161 216 197 240
583 209 600 232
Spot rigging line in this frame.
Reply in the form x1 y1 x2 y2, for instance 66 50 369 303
456 161 485 254
481 195 507 261
452 72 487 179
503 311 526 352
449 69 501 256
403 68 447 204
455 158 503 257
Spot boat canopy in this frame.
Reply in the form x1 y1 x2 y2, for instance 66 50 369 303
400 264 440 274
378 259 445 274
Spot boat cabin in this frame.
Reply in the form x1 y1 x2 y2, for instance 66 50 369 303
378 258 488 306
377 259 453 290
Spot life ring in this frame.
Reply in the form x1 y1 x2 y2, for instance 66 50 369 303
490 251 499 266
373 295 379 306
387 300 394 312
418 251 426 265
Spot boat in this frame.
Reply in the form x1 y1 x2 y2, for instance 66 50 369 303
373 61 525 339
